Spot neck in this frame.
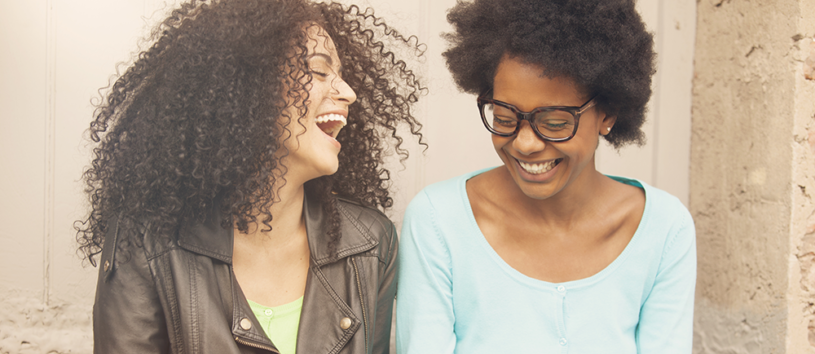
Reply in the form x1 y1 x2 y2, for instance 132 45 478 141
507 166 610 227
238 175 307 243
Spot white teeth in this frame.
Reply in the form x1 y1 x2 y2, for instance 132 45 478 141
315 113 347 137
315 113 347 126
518 159 559 174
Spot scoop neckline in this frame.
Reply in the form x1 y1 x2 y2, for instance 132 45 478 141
460 168 650 291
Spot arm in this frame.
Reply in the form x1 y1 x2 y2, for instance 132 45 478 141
93 222 170 354
396 192 456 354
636 211 697 353
371 224 398 354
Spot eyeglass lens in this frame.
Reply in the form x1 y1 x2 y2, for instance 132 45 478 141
482 103 576 140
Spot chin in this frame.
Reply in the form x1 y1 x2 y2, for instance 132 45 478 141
300 159 340 182
507 168 565 200
319 160 340 177
524 189 561 200
515 183 557 200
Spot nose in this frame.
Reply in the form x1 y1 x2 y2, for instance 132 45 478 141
511 121 547 156
332 77 357 106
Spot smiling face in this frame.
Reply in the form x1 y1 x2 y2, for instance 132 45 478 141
279 25 357 185
491 55 615 200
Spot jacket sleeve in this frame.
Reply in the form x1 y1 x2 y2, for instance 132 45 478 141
636 207 697 353
371 223 398 354
93 222 171 354
396 191 456 354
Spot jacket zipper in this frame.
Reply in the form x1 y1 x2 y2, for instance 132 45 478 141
351 257 369 353
234 336 280 353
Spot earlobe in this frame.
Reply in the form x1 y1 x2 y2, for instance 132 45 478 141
600 114 617 136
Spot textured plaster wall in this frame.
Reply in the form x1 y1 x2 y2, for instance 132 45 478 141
692 0 815 353
792 6 815 350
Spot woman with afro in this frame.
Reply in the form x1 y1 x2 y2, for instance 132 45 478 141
397 0 695 352
76 0 423 353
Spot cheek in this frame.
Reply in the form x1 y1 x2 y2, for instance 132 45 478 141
306 83 330 108
566 137 600 165
571 119 603 151
581 115 606 137
491 135 513 161
491 134 505 152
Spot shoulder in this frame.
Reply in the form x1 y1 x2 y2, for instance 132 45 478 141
607 175 694 251
104 217 164 256
641 183 693 231
401 169 494 254
98 216 163 284
619 178 695 257
405 168 492 219
608 176 692 226
337 196 394 236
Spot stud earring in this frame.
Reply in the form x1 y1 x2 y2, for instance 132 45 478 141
607 127 611 132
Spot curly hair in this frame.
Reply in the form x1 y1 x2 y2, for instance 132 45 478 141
76 0 425 265
443 0 654 148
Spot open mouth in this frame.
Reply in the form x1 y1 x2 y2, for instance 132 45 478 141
518 158 563 175
315 113 347 139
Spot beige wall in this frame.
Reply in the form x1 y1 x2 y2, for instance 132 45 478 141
0 0 692 353
691 0 815 353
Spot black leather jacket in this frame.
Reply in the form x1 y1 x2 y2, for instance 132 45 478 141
92 193 398 354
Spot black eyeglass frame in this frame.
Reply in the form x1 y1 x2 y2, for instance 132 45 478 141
477 90 597 142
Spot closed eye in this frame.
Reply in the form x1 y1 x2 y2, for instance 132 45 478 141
493 115 517 127
540 120 570 130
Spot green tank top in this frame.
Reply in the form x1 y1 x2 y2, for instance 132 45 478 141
247 296 304 354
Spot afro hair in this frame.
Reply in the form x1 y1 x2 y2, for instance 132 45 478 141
443 0 655 148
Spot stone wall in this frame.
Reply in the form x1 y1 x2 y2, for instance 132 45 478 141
692 0 815 352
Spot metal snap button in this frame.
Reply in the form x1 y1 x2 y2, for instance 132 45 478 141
104 260 111 272
340 317 352 329
240 317 252 330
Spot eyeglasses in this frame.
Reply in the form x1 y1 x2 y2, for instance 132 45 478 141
477 90 597 142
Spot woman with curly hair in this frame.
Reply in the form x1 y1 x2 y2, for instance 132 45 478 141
76 0 423 353
397 0 695 352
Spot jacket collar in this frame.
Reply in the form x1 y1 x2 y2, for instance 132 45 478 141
176 192 378 264
303 193 378 266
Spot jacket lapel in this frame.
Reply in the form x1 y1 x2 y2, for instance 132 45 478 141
231 275 280 352
295 194 377 354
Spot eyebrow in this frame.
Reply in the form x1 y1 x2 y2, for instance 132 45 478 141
307 53 344 75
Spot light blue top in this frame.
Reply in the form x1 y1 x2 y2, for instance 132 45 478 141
396 169 696 354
